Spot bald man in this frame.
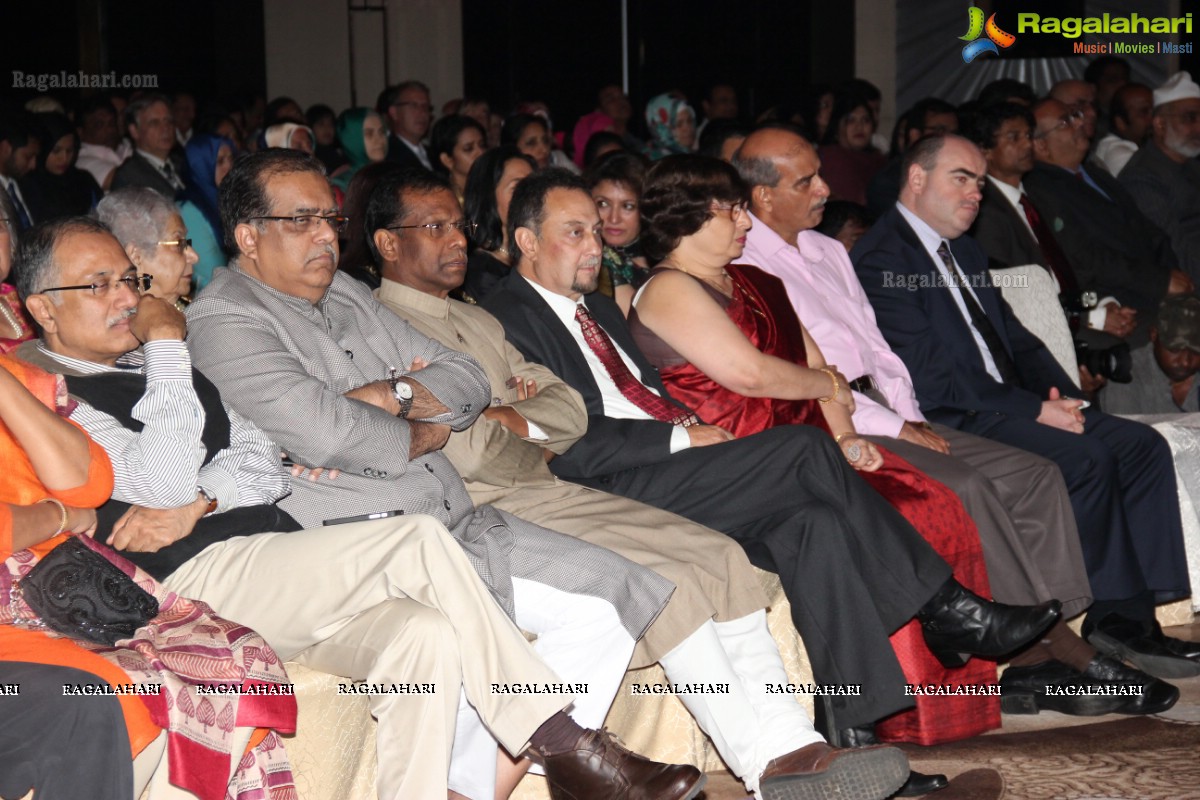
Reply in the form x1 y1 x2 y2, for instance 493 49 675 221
733 127 1174 718
1050 79 1099 142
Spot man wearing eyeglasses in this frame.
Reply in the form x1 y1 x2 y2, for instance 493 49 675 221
1119 71 1200 284
381 80 434 171
1023 97 1193 331
182 149 705 800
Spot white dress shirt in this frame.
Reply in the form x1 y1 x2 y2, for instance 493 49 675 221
524 277 691 452
896 201 1005 382
987 176 1115 330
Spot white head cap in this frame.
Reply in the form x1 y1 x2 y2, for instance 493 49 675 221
1154 71 1200 109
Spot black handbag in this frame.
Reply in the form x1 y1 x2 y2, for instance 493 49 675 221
17 536 159 646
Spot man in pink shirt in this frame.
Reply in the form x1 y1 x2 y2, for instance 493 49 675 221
733 126 1176 718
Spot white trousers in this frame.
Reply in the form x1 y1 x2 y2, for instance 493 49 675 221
447 577 636 800
659 611 823 796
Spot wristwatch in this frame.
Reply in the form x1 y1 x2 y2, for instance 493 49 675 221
388 370 414 418
196 486 218 516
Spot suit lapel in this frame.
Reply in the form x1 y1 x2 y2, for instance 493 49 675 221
504 274 608 410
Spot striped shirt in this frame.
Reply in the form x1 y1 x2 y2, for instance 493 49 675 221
32 339 290 513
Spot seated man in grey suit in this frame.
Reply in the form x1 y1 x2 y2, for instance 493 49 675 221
178 150 706 800
364 167 911 800
483 167 1062 798
110 94 185 199
17 212 695 799
731 125 1176 717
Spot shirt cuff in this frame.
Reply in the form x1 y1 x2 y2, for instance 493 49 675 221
669 426 692 453
523 418 549 441
1087 298 1119 330
141 340 192 382
196 466 240 514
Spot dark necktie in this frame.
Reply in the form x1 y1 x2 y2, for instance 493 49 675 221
1018 193 1078 292
936 241 1020 385
161 161 183 191
6 182 31 230
574 303 699 426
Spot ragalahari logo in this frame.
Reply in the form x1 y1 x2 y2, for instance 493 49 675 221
960 7 1017 62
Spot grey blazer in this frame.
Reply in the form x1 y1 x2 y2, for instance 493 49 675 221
185 267 671 636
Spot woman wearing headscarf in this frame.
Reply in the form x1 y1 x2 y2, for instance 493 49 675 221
261 121 314 154
642 93 697 161
331 108 389 192
179 133 235 290
572 109 616 168
18 113 103 222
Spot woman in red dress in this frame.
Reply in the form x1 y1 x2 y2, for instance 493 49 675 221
629 154 1003 753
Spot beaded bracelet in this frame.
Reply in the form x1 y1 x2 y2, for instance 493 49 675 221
38 497 69 536
817 368 840 404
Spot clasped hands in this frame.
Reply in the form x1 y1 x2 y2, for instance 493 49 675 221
1037 387 1086 434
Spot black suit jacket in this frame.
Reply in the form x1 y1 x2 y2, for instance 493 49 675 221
1023 161 1173 316
110 153 180 200
851 206 1076 427
970 180 1044 270
385 134 430 171
483 270 692 480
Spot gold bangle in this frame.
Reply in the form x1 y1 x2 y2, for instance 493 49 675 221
38 497 69 536
835 432 856 445
817 368 840 403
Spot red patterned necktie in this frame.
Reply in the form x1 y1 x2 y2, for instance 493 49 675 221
574 303 699 426
1018 193 1078 292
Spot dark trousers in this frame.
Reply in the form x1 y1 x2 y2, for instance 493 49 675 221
958 408 1190 615
576 424 952 728
0 662 133 800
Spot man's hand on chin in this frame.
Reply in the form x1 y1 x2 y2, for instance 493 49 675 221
109 499 205 552
1036 386 1086 434
128 295 187 343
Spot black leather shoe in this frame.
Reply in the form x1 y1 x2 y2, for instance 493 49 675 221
917 579 1061 668
833 726 948 796
1082 655 1180 715
1149 621 1200 660
1000 660 1131 716
1085 615 1200 679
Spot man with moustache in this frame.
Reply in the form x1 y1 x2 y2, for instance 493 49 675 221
732 125 1177 716
365 166 914 800
482 168 1064 796
1022 98 1192 320
1119 72 1200 275
852 134 1198 681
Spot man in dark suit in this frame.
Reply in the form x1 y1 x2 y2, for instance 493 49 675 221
110 94 185 199
1022 98 1192 323
852 134 1198 681
378 80 434 171
967 101 1135 393
484 168 1060 793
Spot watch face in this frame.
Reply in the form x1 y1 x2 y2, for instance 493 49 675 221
1081 291 1099 309
394 381 414 400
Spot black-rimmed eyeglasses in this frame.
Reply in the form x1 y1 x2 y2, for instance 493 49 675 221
43 274 153 296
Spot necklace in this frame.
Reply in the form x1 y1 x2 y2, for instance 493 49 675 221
0 295 24 339
663 261 732 298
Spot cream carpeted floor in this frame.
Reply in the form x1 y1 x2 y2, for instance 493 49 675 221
701 622 1200 799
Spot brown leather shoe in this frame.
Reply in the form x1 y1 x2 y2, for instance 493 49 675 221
541 728 706 800
760 742 909 800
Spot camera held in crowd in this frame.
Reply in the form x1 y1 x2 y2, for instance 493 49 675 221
1074 339 1133 384
1060 290 1099 334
